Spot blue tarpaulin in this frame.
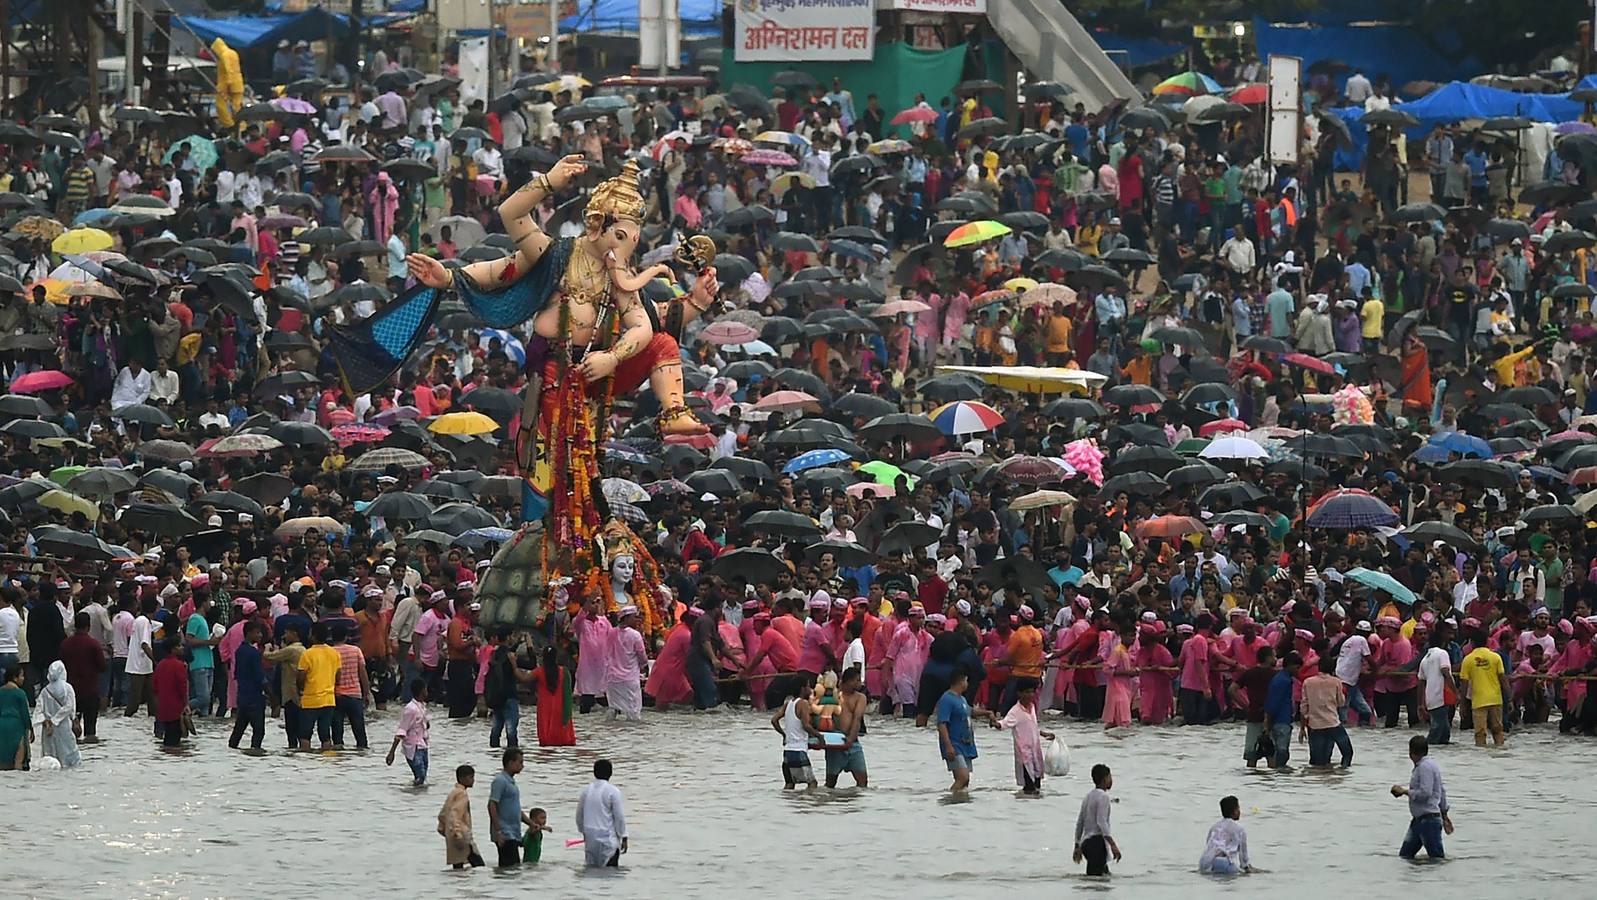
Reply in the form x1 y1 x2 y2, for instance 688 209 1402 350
1328 81 1584 170
1089 31 1184 69
1254 18 1480 94
176 9 352 50
560 0 720 37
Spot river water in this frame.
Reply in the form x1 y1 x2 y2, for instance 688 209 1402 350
7 706 1594 899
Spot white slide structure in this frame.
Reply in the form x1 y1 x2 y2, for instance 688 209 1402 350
985 0 1142 111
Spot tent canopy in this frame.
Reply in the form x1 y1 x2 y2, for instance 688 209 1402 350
176 9 351 50
1089 31 1184 69
560 0 720 36
1253 17 1480 93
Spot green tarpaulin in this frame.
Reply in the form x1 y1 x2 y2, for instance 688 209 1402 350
719 43 966 138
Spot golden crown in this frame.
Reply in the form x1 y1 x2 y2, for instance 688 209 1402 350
583 159 646 226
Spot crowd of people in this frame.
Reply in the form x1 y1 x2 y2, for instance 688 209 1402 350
0 44 1592 876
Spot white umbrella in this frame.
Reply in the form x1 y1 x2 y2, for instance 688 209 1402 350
1200 436 1268 460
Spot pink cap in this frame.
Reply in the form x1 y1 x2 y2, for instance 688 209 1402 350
1176 623 1195 634
1294 628 1314 641
1558 619 1575 636
1019 605 1036 621
1377 616 1401 629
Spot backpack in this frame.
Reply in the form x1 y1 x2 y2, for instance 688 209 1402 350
483 646 513 710
1202 291 1225 325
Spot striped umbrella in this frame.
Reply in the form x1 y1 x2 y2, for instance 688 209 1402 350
1151 71 1223 97
943 220 1012 248
1305 489 1399 528
929 400 1005 436
331 423 391 447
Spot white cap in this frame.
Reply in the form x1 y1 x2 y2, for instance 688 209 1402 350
238 512 254 524
207 514 223 527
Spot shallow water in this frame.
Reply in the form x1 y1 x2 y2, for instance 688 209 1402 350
8 706 1596 899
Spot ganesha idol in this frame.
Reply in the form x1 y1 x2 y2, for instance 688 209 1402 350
331 155 716 627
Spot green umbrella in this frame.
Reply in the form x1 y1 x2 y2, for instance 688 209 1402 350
1173 438 1211 456
858 460 917 489
164 135 218 173
1344 567 1417 605
49 465 86 487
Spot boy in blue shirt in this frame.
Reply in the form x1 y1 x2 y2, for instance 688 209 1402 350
936 669 996 792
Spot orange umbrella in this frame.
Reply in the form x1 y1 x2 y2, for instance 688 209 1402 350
1135 515 1206 539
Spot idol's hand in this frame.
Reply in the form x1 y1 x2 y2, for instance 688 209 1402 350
690 266 721 306
406 253 450 289
579 350 619 382
548 154 588 190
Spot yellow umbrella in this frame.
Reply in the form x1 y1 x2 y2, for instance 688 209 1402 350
30 278 74 304
770 172 816 194
12 215 64 241
38 488 100 521
1003 276 1039 293
428 411 500 435
936 364 1108 395
51 228 114 255
537 75 590 92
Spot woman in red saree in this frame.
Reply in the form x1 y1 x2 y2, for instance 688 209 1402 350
1399 333 1433 416
532 646 576 747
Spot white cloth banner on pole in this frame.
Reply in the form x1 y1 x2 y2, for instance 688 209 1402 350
733 0 876 63
459 37 490 106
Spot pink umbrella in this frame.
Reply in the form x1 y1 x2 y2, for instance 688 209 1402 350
871 298 932 317
754 390 821 413
1282 352 1336 375
10 370 74 393
847 482 895 499
890 107 938 125
372 405 422 426
271 97 318 114
331 423 391 446
260 214 308 230
742 149 798 167
698 320 760 345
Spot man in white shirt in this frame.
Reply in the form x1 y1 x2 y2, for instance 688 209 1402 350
1451 561 1479 612
123 598 157 716
575 758 628 867
1344 70 1373 105
1335 621 1375 724
1220 230 1256 274
0 595 21 668
148 358 180 404
473 140 504 181
111 358 153 409
1417 624 1456 745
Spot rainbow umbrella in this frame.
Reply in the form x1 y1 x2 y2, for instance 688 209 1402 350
930 400 1005 436
1152 71 1223 97
943 219 1011 248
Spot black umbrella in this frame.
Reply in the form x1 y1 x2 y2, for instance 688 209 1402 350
770 231 822 254
233 472 296 506
1522 504 1581 525
1108 446 1184 475
1197 481 1267 508
770 368 830 397
425 502 499 534
684 469 741 497
65 467 138 498
794 466 858 492
834 393 897 419
1103 384 1166 407
268 421 334 446
919 374 985 403
1099 472 1169 497
119 502 203 537
721 205 774 229
1282 434 1364 459
956 117 1006 139
858 413 941 444
1119 107 1171 131
419 480 474 501
1166 462 1227 489
1268 456 1328 480
367 491 435 520
1040 397 1107 419
1500 386 1557 406
112 403 173 426
0 393 51 417
1109 422 1170 447
721 360 774 383
462 387 522 421
195 490 266 518
713 254 756 284
140 469 201 499
1399 521 1483 551
804 538 874 568
1211 510 1272 529
877 521 942 554
1542 230 1597 254
1436 459 1519 489
744 509 823 538
711 456 773 484
331 240 385 260
829 226 888 244
709 547 788 585
999 210 1050 232
32 527 114 561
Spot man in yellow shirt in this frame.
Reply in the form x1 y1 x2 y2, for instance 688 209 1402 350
1459 634 1510 747
1044 301 1074 365
1488 337 1549 388
1359 291 1384 353
296 621 342 751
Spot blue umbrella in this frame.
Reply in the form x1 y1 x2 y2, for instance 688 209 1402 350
453 526 514 551
1409 444 1453 465
783 447 850 474
73 208 120 226
1427 431 1491 459
1305 490 1399 529
828 239 875 264
1343 567 1418 605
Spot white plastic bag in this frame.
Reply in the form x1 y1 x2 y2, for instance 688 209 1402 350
1044 736 1071 777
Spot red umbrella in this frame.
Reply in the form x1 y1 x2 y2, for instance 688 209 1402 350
1198 418 1248 437
1570 466 1597 486
1230 83 1268 105
890 107 939 125
698 320 760 345
1135 515 1206 539
1283 353 1336 375
994 455 1069 485
10 370 74 393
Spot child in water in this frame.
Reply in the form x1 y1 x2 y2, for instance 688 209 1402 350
992 678 1055 794
522 807 552 862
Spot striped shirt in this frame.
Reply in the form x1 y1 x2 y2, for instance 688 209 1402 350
333 642 364 696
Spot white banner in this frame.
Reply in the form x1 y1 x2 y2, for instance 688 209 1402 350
880 0 984 13
459 37 490 106
733 0 876 63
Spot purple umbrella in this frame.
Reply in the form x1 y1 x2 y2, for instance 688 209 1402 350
742 149 799 167
1558 121 1597 135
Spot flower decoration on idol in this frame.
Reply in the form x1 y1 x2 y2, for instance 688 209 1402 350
1332 384 1375 426
1064 438 1105 486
